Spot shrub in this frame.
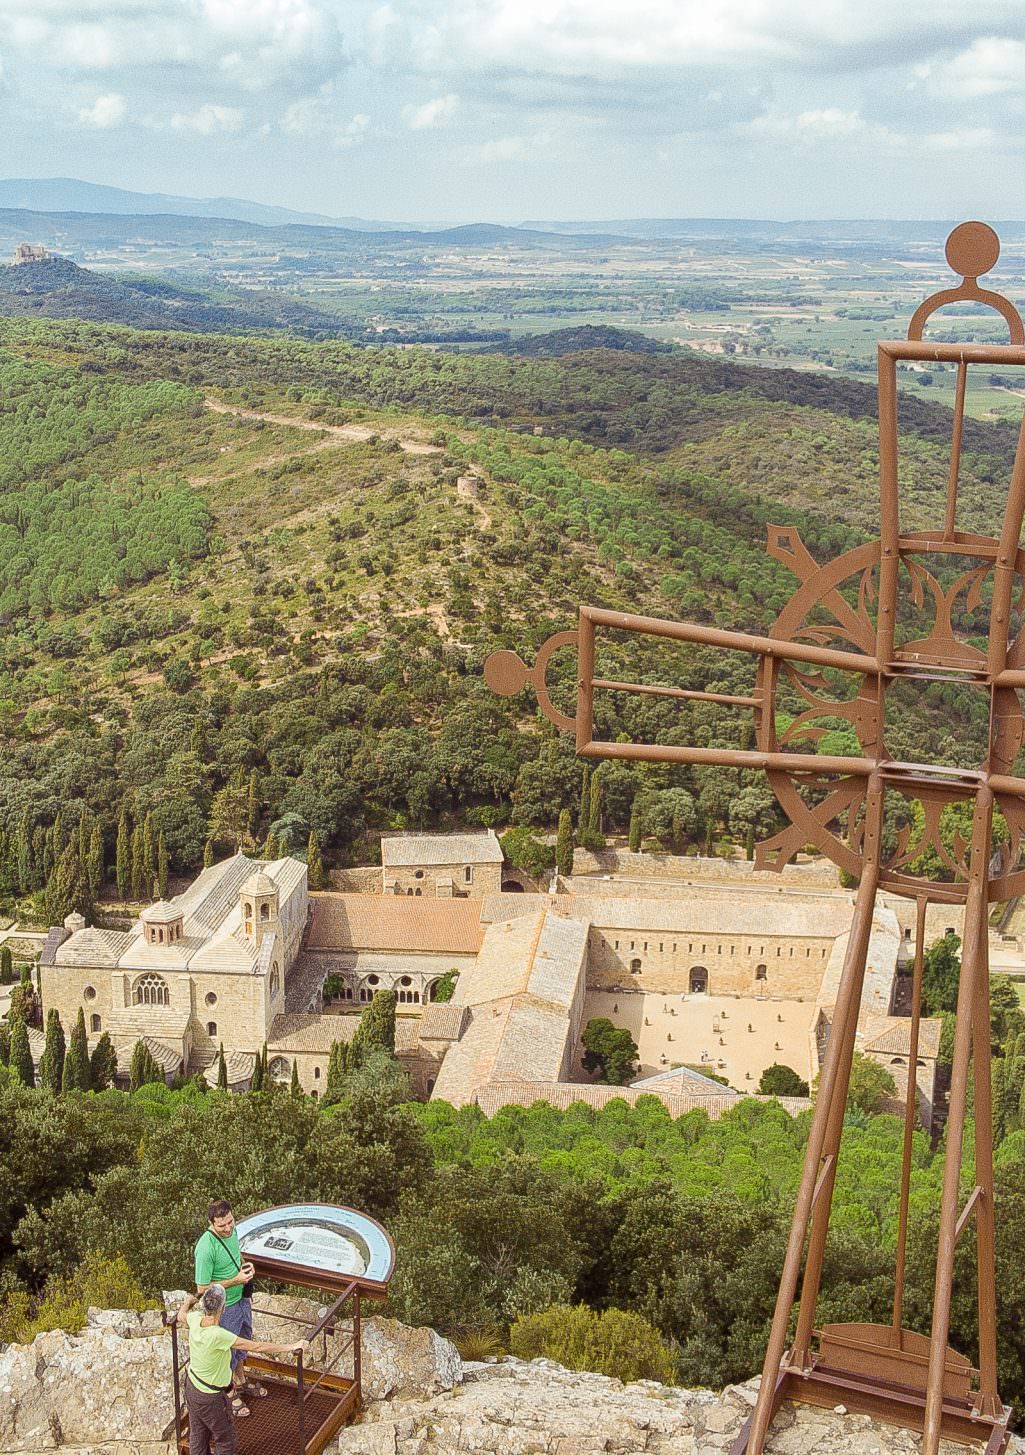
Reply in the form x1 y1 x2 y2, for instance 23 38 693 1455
0 1251 155 1343
509 1303 677 1384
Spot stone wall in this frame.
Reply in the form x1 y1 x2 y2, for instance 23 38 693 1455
384 861 503 899
569 848 842 889
586 924 833 997
327 867 382 894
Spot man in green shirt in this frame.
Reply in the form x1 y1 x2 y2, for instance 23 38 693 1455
194 1199 257 1397
177 1283 306 1452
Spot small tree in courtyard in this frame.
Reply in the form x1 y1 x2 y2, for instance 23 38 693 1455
556 809 574 878
581 1017 638 1086
90 1032 118 1091
350 989 397 1067
758 1063 809 1098
64 1007 90 1092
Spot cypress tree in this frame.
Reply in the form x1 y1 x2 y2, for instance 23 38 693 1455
290 1059 301 1099
350 989 397 1065
77 808 88 866
88 823 104 900
324 1040 348 1105
90 1032 118 1091
555 809 574 878
0 1020 9 1065
250 1049 264 1092
588 777 603 839
15 810 31 895
261 832 279 862
66 1007 90 1091
0 944 12 984
307 832 326 890
247 771 260 839
31 826 46 889
578 767 591 838
143 812 157 892
45 841 91 926
129 1040 147 1092
38 1007 66 1094
131 824 146 900
10 1016 34 1088
116 809 130 901
628 808 642 854
203 839 214 870
745 824 755 861
158 832 170 899
217 1043 228 1091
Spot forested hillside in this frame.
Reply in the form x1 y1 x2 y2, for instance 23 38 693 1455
0 315 1013 907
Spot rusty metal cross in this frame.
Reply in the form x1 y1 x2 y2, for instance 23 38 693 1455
486 223 1025 1455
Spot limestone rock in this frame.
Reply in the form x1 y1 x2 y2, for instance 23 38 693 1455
0 1318 174 1453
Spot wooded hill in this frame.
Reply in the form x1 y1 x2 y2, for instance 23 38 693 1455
0 315 1011 900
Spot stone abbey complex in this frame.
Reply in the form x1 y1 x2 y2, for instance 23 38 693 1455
32 830 966 1129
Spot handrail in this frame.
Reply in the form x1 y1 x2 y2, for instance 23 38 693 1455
305 1280 358 1343
954 1185 984 1243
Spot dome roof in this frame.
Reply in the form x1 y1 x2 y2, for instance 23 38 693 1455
140 899 183 923
241 871 278 897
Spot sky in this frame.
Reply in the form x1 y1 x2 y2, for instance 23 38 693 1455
2 1 1025 222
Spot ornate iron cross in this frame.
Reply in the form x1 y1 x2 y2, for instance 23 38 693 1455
486 223 1025 1455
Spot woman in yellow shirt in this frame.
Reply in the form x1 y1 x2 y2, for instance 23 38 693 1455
177 1284 308 1454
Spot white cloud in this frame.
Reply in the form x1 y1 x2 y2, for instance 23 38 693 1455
401 92 458 130
77 90 125 127
280 84 369 148
334 112 370 148
466 134 529 162
929 37 1025 98
170 102 244 134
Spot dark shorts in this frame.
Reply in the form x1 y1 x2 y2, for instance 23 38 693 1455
185 1377 236 1455
220 1296 252 1371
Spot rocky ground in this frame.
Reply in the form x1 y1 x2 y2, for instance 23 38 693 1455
0 1298 1018 1455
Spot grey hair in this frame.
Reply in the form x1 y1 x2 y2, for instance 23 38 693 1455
200 1284 227 1315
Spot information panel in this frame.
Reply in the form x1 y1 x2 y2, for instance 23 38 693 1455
235 1203 395 1292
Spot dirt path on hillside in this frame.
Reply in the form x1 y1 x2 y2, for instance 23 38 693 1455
456 473 493 530
202 397 443 456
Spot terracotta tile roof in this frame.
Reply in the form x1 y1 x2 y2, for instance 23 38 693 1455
862 1017 942 1059
307 894 484 955
382 832 503 866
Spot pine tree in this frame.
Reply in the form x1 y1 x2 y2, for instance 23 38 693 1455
9 1016 34 1088
250 1049 264 1092
628 808 642 854
90 1032 118 1091
88 823 104 900
66 1007 90 1091
38 1008 66 1094
203 839 214 870
290 1059 302 1099
556 810 574 878
217 1043 228 1091
143 812 157 893
745 824 755 862
578 767 591 838
307 832 326 890
158 832 169 899
190 717 208 760
0 944 12 984
116 809 130 901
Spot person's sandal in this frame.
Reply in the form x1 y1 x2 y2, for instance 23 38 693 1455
231 1396 251 1418
238 1380 268 1398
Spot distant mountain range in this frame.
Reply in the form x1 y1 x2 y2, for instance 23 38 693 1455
0 178 407 231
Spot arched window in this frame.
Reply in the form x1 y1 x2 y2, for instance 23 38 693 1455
133 974 170 1007
415 887 422 896
244 901 253 920
90 1013 101 1033
689 966 708 995
890 1056 906 1065
630 958 642 973
756 964 768 981
267 1056 291 1083
314 1066 321 1080
260 903 269 920
270 967 280 997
